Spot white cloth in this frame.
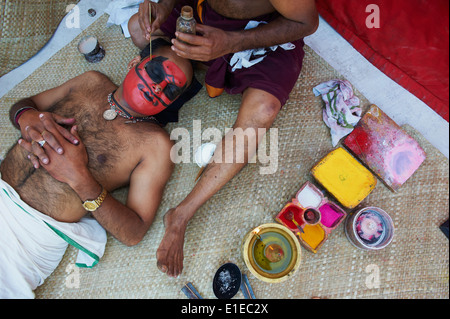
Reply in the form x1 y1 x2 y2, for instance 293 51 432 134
194 143 217 168
0 176 107 299
230 21 296 72
313 79 362 146
105 0 142 27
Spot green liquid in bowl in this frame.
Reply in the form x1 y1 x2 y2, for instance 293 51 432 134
252 231 293 274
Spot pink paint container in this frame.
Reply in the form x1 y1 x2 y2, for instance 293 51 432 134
319 202 346 229
345 207 394 250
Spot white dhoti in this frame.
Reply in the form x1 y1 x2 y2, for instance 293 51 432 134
0 175 107 298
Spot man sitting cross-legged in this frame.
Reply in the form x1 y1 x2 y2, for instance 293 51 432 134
129 0 319 278
0 37 198 298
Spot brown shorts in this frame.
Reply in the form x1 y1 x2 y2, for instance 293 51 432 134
160 0 305 106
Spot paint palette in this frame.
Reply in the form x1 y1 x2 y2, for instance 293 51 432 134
343 105 426 192
275 182 347 253
311 147 377 209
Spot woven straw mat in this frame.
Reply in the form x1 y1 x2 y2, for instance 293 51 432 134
0 14 448 299
0 0 78 77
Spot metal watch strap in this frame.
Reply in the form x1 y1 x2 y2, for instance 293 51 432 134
82 187 108 212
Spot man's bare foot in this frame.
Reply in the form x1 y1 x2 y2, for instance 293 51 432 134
156 208 188 278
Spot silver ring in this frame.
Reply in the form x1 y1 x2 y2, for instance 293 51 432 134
38 140 46 147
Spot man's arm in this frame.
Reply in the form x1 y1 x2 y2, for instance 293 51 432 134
270 0 319 28
138 0 179 37
172 0 319 61
21 115 174 246
90 133 175 246
10 72 81 128
12 72 103 168
229 0 319 52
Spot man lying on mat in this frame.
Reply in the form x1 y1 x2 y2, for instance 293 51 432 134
129 0 319 278
0 37 199 298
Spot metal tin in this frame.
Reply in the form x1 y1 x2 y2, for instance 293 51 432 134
77 35 105 63
212 263 241 299
345 206 394 250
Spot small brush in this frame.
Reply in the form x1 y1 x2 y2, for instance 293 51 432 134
286 211 304 234
195 166 205 182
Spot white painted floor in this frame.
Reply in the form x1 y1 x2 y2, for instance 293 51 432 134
1 1 448 158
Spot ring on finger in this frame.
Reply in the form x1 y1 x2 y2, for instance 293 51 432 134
32 140 46 147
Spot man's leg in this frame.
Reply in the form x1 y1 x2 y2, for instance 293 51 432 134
156 88 282 277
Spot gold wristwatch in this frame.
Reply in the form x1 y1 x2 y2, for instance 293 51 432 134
82 187 108 212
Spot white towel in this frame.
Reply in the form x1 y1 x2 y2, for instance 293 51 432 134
313 79 362 146
0 176 106 298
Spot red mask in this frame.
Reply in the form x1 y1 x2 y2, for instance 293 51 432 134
123 55 188 116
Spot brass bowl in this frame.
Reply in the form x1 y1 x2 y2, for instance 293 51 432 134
242 223 302 283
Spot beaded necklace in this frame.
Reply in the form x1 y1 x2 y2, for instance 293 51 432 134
103 90 157 124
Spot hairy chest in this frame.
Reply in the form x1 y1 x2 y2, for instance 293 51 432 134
50 92 127 179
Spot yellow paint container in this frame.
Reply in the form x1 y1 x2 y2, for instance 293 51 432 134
300 224 326 253
311 147 377 209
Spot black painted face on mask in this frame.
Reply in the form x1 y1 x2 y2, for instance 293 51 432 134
145 56 186 101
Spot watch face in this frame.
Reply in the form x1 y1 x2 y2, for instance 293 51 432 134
84 201 98 211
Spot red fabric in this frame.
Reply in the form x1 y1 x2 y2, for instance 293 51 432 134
316 0 449 122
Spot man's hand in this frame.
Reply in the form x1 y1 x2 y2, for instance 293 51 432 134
138 0 173 40
172 24 234 61
18 110 78 167
19 114 89 189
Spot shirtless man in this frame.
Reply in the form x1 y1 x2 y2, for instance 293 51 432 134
0 40 193 296
129 0 319 277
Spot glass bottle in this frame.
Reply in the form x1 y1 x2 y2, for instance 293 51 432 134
176 6 196 39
